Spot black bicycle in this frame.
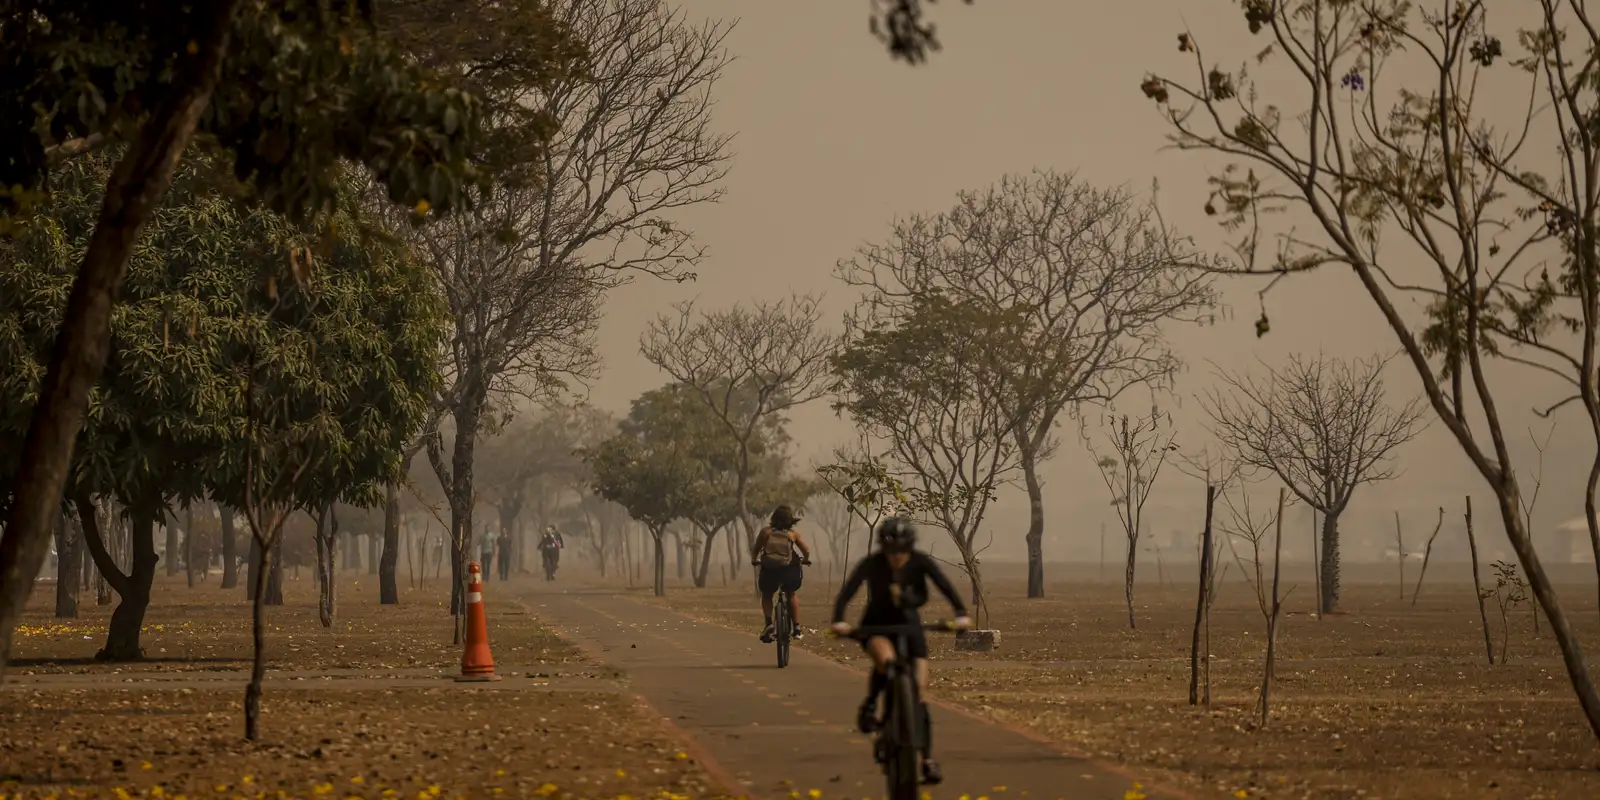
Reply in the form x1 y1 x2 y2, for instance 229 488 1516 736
833 619 958 800
757 558 810 668
773 585 794 667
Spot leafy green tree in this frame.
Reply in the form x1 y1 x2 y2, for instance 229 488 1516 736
0 0 567 674
583 414 701 597
0 153 445 659
622 382 807 588
214 187 444 630
1141 0 1600 738
581 382 805 595
641 294 836 576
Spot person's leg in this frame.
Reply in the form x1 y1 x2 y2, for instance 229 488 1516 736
758 570 777 641
910 646 942 783
859 635 895 732
786 568 803 636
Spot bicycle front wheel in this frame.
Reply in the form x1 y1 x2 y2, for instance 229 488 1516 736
883 672 920 800
774 593 791 668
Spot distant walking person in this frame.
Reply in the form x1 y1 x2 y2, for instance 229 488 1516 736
478 525 496 581
496 529 513 581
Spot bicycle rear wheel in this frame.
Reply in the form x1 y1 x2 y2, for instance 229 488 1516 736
883 669 920 800
774 591 791 668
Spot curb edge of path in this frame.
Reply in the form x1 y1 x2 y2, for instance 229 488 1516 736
620 593 1202 800
511 596 751 800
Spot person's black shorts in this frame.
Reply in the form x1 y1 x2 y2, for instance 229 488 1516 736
856 613 928 659
858 629 928 660
757 563 802 596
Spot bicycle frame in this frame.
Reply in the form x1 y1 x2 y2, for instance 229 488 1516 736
836 620 956 800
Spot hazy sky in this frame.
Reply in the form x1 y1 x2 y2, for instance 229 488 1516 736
581 0 1591 564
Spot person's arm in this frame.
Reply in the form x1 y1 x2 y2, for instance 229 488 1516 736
749 528 769 560
791 530 812 561
919 553 969 618
832 558 870 623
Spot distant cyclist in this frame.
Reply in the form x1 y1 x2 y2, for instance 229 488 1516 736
538 526 563 580
751 504 812 642
830 516 971 786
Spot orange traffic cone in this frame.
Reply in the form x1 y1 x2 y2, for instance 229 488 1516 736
457 561 501 682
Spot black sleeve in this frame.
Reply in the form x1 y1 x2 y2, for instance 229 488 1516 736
832 557 870 623
919 553 968 617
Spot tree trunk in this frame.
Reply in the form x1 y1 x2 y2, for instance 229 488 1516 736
1585 450 1600 617
673 532 686 581
1320 511 1341 614
652 530 666 597
1465 497 1494 664
81 530 96 598
1189 484 1215 706
1491 488 1600 742
220 506 238 589
724 526 741 580
958 547 986 627
1020 444 1047 599
184 503 197 587
247 535 260 600
315 506 336 628
244 539 274 741
430 395 485 618
380 481 402 605
1124 536 1139 630
0 1 241 676
694 527 720 588
53 512 80 619
1259 487 1287 727
165 512 181 577
100 509 159 661
1310 508 1322 616
266 539 284 606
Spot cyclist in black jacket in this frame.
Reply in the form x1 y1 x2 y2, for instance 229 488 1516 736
830 516 971 785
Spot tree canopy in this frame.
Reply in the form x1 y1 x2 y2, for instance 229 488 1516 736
0 0 562 224
0 150 446 658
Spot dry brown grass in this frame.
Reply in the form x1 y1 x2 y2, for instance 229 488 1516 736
638 559 1600 800
2 572 720 800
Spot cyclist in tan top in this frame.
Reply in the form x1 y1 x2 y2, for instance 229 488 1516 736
751 504 813 642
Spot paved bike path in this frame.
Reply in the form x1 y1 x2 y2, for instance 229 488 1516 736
515 587 1187 800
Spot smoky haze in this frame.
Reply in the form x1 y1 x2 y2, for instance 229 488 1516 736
581 0 1587 567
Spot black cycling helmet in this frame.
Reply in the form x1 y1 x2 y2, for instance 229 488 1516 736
876 516 917 552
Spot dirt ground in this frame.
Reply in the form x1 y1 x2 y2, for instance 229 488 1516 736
2 572 725 800
642 560 1600 800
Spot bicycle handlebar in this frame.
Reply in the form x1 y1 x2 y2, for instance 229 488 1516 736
827 620 964 640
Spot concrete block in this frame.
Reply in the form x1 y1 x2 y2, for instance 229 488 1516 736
954 629 1001 652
